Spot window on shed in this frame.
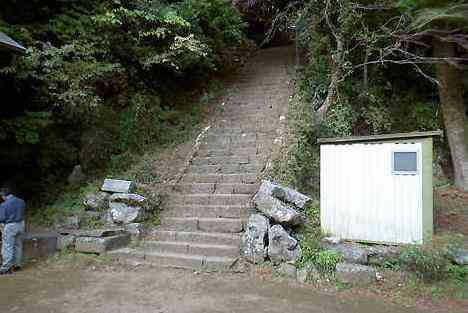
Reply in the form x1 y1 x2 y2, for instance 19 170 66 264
392 151 418 174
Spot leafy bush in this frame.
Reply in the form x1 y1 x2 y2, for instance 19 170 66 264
315 250 342 276
399 246 450 282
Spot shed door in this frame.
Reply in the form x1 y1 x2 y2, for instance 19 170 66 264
320 142 423 244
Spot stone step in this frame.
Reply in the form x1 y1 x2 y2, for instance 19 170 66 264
166 193 251 206
208 128 276 136
190 155 252 166
147 230 241 246
196 147 257 158
211 124 280 133
160 204 244 218
159 217 243 233
163 183 258 194
142 241 239 258
108 248 236 271
204 133 277 142
199 140 262 150
182 173 257 184
187 164 260 175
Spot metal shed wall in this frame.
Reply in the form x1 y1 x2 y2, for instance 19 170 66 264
320 141 430 244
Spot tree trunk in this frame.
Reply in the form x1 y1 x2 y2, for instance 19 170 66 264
433 38 466 190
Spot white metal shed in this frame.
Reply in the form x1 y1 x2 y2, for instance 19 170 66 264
318 131 442 245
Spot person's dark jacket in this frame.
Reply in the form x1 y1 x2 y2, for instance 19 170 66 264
0 195 25 224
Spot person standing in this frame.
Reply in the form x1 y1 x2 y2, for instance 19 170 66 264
0 187 25 275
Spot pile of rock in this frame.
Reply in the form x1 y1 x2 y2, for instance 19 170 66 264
241 180 310 265
55 179 151 254
83 179 149 239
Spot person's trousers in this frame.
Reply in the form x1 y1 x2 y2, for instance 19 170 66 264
1 221 25 271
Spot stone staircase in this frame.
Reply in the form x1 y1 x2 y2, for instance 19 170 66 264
109 46 296 270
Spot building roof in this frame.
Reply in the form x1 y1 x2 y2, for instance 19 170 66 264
0 32 26 53
318 130 443 144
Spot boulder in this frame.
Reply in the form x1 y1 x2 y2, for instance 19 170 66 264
324 242 368 265
254 195 306 226
74 233 131 254
57 234 76 251
125 223 145 240
277 263 297 279
68 165 86 185
254 180 312 209
268 225 302 264
241 214 269 263
109 193 148 224
83 192 110 211
101 179 135 193
335 263 376 286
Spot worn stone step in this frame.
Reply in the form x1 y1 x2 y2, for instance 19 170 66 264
187 164 260 175
199 140 261 150
208 128 275 136
166 194 251 206
212 124 280 133
160 217 243 233
160 204 244 218
164 183 258 194
196 147 257 158
190 155 252 166
142 241 239 258
147 230 241 246
108 248 236 270
182 173 257 184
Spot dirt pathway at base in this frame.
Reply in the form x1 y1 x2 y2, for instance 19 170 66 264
0 267 425 313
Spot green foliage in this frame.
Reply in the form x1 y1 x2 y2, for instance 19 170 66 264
399 245 450 282
0 112 52 144
297 203 323 267
315 250 342 276
0 0 247 210
447 264 468 283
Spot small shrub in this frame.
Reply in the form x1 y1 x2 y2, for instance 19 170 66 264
315 250 342 276
447 264 468 283
399 245 449 282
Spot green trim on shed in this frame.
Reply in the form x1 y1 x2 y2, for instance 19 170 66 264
421 137 433 243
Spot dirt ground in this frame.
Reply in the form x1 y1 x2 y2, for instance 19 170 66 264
0 266 431 313
434 186 468 240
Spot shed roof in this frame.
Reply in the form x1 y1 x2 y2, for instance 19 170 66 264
318 130 443 144
0 32 26 53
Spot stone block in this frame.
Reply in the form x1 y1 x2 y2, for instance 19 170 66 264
268 225 302 264
21 232 58 261
109 193 148 224
241 214 269 263
324 243 368 265
335 263 376 286
101 179 135 193
75 233 131 254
